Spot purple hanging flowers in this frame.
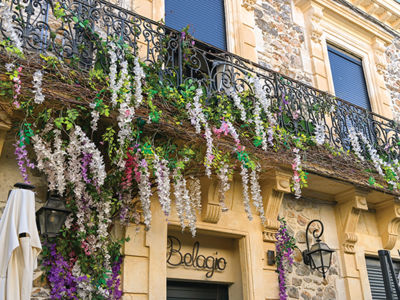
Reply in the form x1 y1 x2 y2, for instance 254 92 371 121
14 131 35 183
275 217 297 300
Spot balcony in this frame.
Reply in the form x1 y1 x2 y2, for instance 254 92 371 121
1 0 399 190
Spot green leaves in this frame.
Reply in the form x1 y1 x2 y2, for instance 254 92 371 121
54 109 79 130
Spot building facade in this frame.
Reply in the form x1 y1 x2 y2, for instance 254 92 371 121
1 0 400 300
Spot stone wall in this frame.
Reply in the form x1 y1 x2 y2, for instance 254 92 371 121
279 195 342 300
384 38 400 123
254 0 312 84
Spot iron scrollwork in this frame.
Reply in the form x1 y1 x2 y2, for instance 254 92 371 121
1 0 399 162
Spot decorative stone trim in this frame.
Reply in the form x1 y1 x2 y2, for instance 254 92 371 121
308 5 324 43
373 37 387 75
376 199 400 250
335 187 369 253
261 170 292 242
202 203 221 223
200 178 223 224
241 0 256 11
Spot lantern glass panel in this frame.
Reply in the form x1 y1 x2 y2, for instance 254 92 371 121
45 209 67 237
37 208 46 236
310 242 333 270
310 243 323 268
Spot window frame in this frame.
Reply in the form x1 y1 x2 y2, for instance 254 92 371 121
326 43 372 111
322 30 379 115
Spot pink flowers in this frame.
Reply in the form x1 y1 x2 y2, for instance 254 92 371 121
213 120 230 137
12 66 22 108
81 240 92 256
213 120 241 149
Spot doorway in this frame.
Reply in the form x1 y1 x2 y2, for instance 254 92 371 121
167 280 229 300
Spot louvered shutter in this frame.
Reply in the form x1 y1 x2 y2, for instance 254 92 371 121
327 45 371 110
167 281 229 300
366 257 400 299
165 0 227 50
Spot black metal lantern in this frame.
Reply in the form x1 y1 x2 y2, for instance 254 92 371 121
36 193 71 238
302 219 334 279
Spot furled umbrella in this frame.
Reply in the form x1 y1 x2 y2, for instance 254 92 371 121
0 183 42 300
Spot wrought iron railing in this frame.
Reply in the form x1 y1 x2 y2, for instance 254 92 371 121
1 0 400 162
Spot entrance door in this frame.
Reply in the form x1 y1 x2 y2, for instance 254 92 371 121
167 280 229 300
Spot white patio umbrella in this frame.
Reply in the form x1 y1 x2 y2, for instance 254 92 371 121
0 188 42 300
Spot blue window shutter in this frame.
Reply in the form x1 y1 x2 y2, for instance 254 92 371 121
327 45 371 110
165 0 227 50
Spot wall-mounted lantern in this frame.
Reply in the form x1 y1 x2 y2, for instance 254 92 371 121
302 219 334 279
36 193 71 238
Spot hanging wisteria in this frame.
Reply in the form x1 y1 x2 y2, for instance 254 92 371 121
2 6 399 298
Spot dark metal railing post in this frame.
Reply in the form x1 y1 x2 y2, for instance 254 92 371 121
378 249 400 300
178 38 183 86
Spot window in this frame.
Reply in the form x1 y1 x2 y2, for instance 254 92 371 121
165 0 227 50
327 44 371 110
366 257 400 299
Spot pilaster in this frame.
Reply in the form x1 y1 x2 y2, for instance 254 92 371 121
335 187 369 300
261 170 292 242
296 1 329 91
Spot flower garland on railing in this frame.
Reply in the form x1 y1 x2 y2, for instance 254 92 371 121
1 5 399 297
275 218 296 300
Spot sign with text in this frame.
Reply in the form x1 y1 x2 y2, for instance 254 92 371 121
167 235 227 278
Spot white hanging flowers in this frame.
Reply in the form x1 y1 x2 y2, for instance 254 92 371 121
173 171 200 236
186 88 205 134
314 120 325 145
250 75 276 149
358 132 385 177
138 159 152 229
292 147 302 198
154 154 171 216
0 3 23 53
240 163 253 221
186 87 214 176
32 130 66 194
75 126 107 187
32 70 45 104
108 42 119 107
348 127 364 161
226 119 241 147
253 100 268 151
173 170 186 230
89 103 100 132
228 86 247 123
250 166 266 224
134 56 145 108
217 163 230 212
53 129 67 195
182 177 197 237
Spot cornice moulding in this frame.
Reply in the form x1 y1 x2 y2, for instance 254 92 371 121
295 0 395 43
